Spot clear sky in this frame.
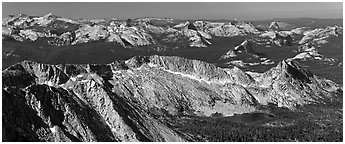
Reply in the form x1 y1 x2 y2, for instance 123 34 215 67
2 2 343 20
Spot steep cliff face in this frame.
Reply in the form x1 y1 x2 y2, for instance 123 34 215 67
3 85 119 142
2 55 341 142
3 61 69 87
3 61 186 142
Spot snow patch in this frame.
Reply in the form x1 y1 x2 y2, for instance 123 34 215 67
56 17 79 24
127 70 135 75
46 81 53 86
112 70 122 74
163 69 211 84
247 62 260 66
50 126 57 133
148 63 158 67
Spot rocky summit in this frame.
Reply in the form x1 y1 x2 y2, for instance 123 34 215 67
221 40 258 59
2 55 341 142
219 40 274 68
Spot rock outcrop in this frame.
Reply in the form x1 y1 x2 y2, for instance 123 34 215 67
259 30 294 46
221 40 257 59
220 40 274 67
272 32 294 46
269 21 280 31
299 25 343 45
257 21 295 31
172 21 212 47
246 59 340 107
290 43 337 64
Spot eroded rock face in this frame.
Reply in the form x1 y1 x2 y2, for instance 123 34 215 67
199 21 259 37
246 59 340 107
273 32 294 46
289 39 339 64
292 43 323 61
256 21 295 31
221 40 258 59
72 25 109 44
172 21 212 47
220 40 274 68
269 22 280 31
259 30 294 47
3 55 341 142
299 26 343 45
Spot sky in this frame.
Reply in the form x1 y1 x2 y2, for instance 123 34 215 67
2 2 343 20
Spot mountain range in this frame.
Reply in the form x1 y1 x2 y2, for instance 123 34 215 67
3 55 342 141
2 13 343 142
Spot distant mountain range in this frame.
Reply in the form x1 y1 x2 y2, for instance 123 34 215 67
2 13 342 69
3 13 342 48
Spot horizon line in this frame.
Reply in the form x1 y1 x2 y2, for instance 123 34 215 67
3 12 343 22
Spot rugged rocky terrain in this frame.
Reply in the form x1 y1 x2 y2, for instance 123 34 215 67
2 13 259 48
2 13 343 142
2 55 342 142
219 40 274 67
